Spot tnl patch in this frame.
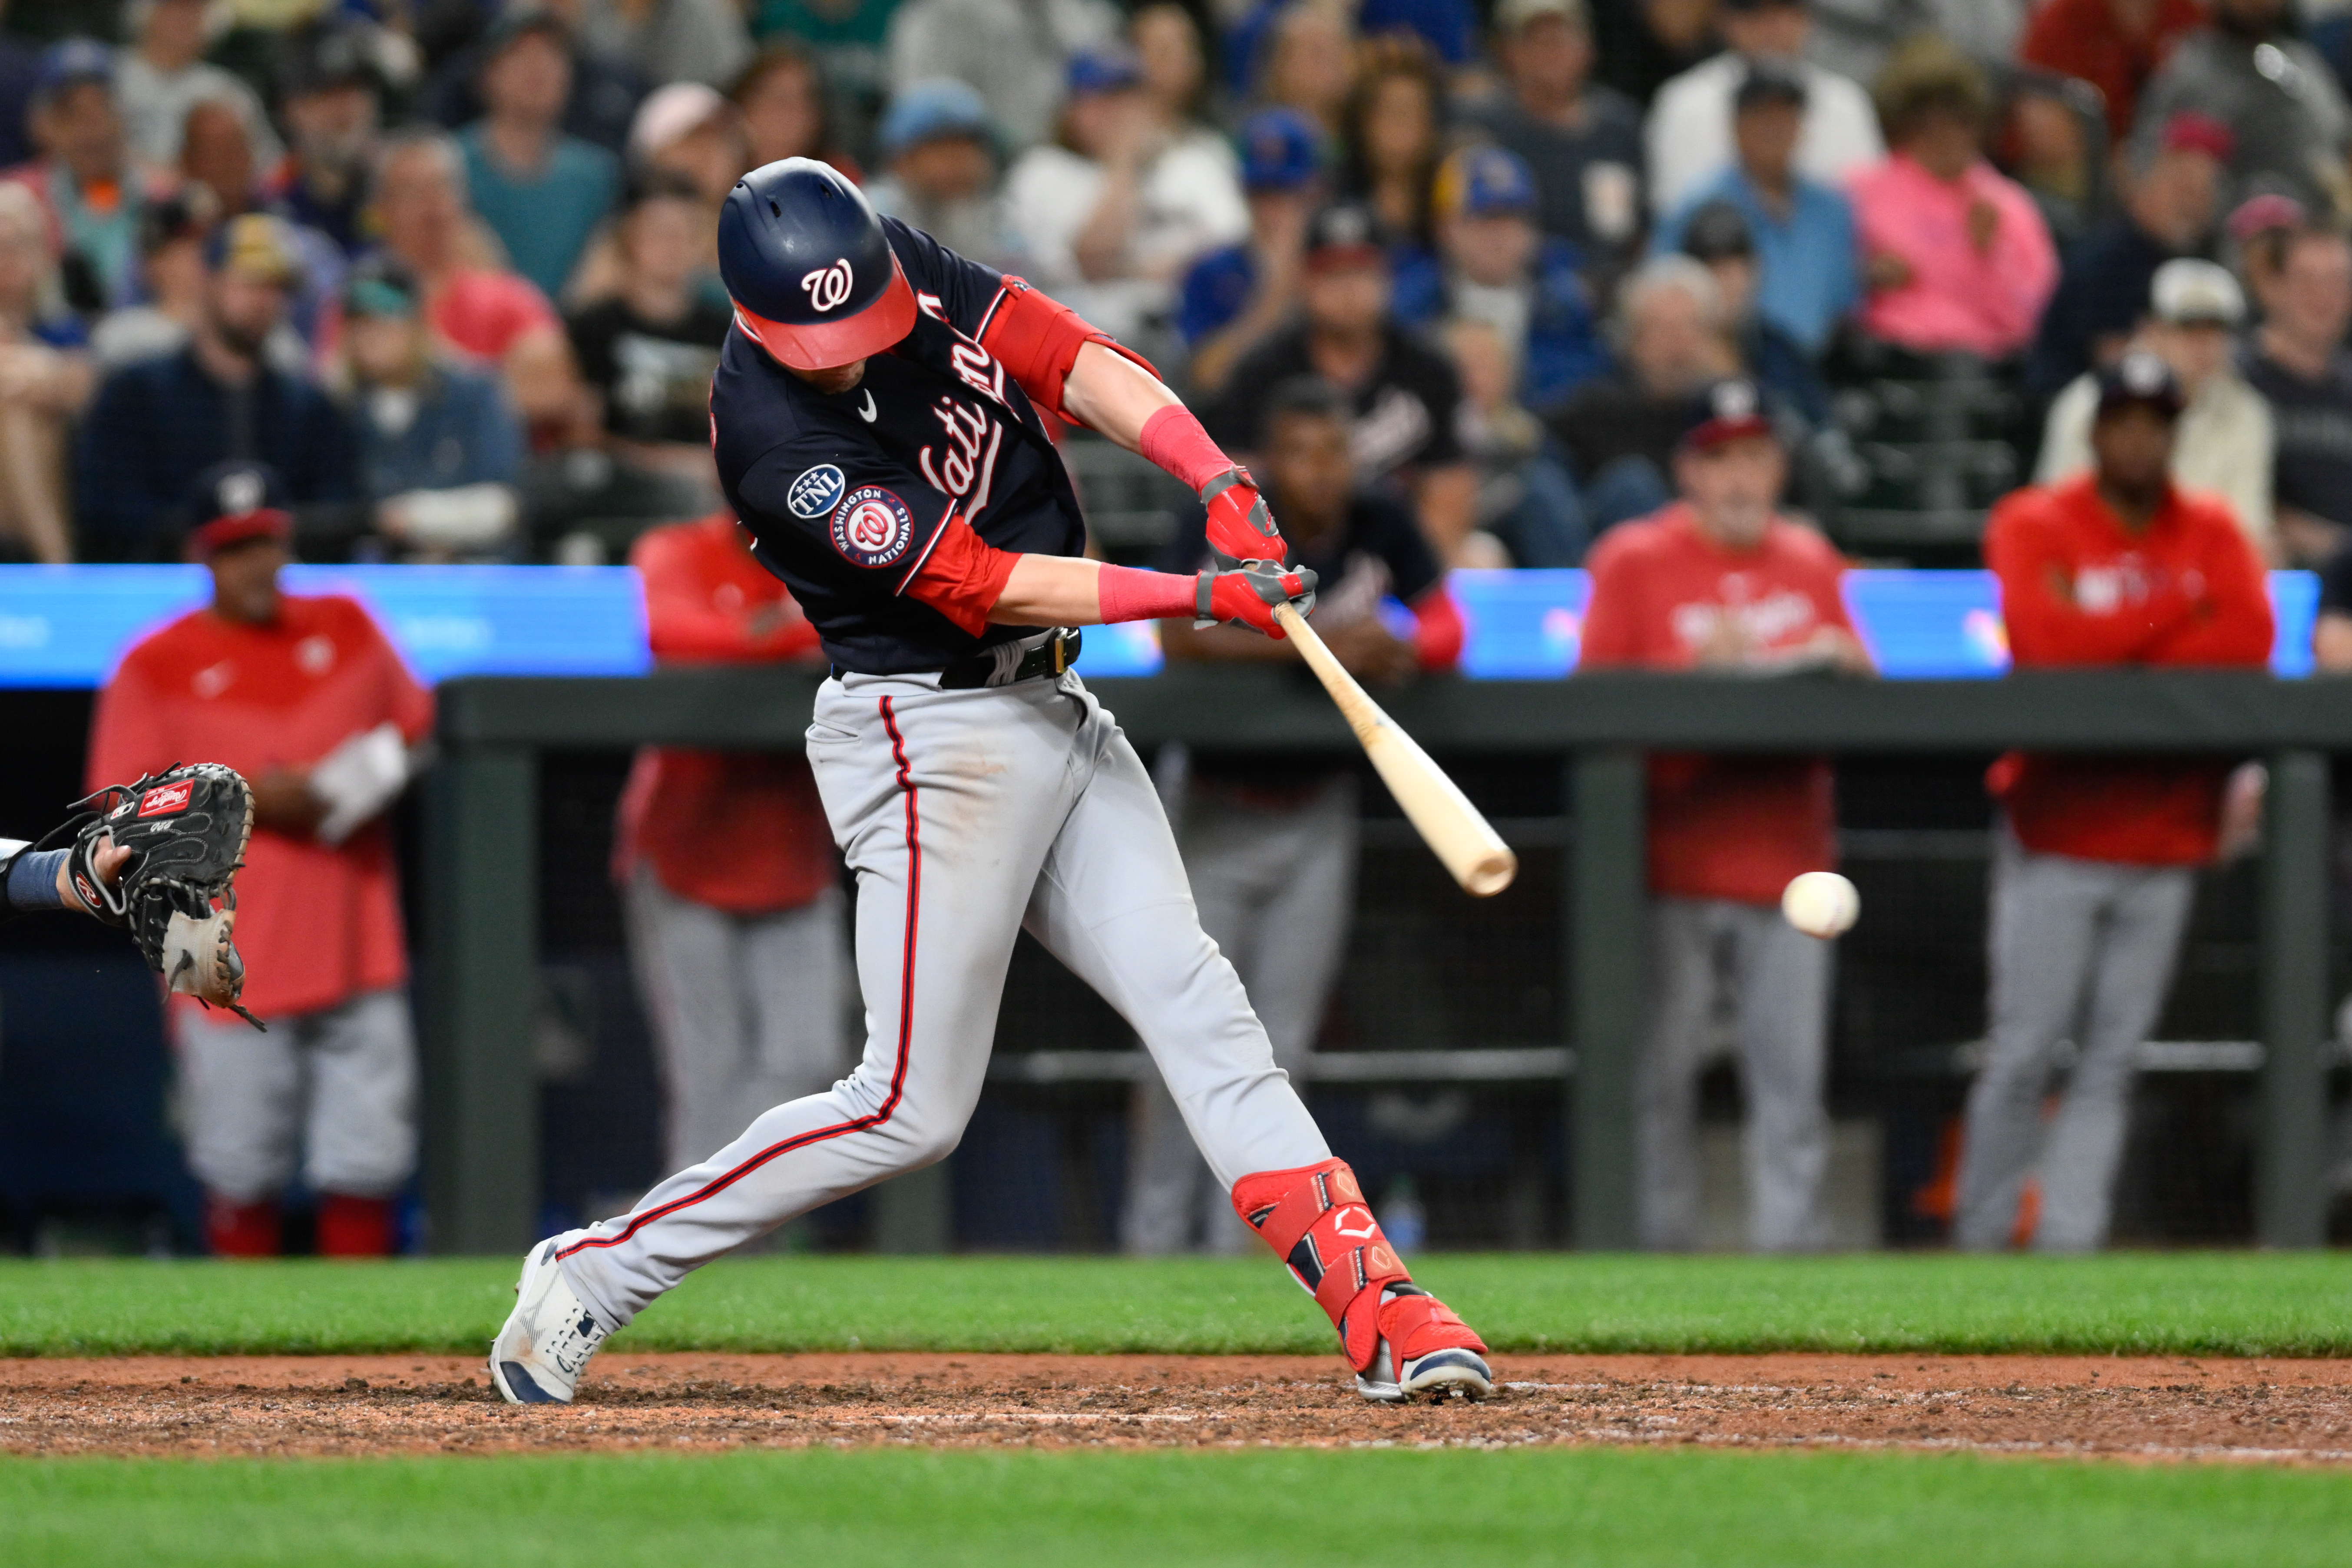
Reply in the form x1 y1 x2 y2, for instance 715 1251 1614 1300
788 463 846 519
137 780 194 817
830 486 916 568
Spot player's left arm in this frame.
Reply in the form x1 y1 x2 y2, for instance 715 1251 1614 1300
2 835 129 916
980 280 1286 567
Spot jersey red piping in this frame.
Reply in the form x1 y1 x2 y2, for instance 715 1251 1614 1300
895 504 959 595
557 697 921 1261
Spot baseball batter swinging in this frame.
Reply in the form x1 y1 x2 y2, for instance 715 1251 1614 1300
490 159 1491 1405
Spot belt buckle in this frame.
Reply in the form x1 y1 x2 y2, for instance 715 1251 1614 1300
1050 626 1080 675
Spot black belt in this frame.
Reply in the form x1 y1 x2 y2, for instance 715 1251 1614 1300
833 628 1082 688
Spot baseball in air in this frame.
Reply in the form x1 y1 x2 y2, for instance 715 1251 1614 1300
1781 871 1860 939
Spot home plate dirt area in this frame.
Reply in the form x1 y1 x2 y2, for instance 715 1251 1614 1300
5 1353 2352 1462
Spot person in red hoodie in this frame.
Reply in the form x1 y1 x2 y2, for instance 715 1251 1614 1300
86 462 434 1257
1579 377 1872 1252
614 511 849 1179
1956 351 2274 1253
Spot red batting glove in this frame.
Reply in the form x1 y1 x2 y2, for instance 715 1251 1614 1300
1196 561 1318 638
1201 466 1288 566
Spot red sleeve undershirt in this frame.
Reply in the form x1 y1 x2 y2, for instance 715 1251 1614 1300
903 513 1021 636
1410 584 1464 672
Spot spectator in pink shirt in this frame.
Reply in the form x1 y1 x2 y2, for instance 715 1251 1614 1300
1848 36 2057 362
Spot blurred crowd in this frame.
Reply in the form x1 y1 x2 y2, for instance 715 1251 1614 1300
0 0 2349 576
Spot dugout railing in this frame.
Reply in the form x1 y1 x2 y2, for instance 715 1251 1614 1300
426 667 2343 1255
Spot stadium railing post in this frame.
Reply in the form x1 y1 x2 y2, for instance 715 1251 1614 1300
2257 747 2330 1248
421 737 542 1255
1570 748 1644 1250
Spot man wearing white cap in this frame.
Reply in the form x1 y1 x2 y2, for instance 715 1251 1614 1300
2035 258 2274 559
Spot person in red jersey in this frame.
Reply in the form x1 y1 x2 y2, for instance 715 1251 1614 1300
86 462 433 1258
1955 351 2273 1254
615 511 849 1179
1579 377 1871 1252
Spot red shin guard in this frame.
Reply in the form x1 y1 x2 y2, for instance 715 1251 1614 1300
1230 1158 1486 1373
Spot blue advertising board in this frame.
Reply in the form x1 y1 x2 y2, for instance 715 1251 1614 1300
0 565 650 687
0 564 2319 685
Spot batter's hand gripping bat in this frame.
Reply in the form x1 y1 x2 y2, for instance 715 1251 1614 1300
1271 602 1517 896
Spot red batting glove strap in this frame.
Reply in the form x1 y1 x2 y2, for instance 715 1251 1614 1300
1095 563 1196 624
1138 404 1233 491
1201 564 1313 638
1202 469 1287 564
1231 1158 1410 1372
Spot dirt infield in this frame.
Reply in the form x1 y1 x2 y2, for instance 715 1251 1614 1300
4 1353 2351 1462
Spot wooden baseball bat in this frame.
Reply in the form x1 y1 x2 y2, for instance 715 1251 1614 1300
1272 602 1517 897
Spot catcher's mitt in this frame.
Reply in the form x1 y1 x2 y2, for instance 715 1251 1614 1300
67 764 260 1029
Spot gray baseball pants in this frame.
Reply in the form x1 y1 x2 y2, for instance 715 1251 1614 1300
1952 834 2195 1253
1122 774 1357 1255
556 670 1330 1327
174 986 418 1203
625 870 852 1174
1637 897 1833 1252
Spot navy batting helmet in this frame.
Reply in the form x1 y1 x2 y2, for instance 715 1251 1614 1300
720 159 917 371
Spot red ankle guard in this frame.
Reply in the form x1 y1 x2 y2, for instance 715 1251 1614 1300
1231 1158 1411 1373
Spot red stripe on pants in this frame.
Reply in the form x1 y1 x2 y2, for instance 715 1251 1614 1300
559 696 921 1258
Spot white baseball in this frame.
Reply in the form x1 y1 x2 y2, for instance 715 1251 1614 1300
1781 871 1859 939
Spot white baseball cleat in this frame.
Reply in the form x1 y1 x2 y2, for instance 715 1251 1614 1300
1354 1341 1495 1403
488 1240 610 1405
1351 1284 1494 1403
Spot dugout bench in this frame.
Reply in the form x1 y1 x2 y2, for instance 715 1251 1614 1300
426 668 2345 1255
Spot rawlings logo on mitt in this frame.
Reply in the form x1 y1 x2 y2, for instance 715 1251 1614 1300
73 763 260 1029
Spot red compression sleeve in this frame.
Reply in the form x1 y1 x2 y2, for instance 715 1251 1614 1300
1096 564 1196 624
904 514 1021 636
1138 405 1234 493
979 277 1158 422
1411 585 1465 672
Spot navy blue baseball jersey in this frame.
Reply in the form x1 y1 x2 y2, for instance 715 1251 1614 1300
711 217 1088 674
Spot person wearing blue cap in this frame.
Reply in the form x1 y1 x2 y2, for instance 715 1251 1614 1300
1461 0 1644 271
886 0 1121 151
1393 144 1606 409
1006 45 1246 347
3 37 151 311
1178 106 1320 394
864 78 1029 275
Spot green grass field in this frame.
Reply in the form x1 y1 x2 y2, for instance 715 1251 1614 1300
3 1251 2350 1358
6 1448 2351 1568
7 1253 2351 1565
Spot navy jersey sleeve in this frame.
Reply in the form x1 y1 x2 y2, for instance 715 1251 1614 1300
2322 537 2352 616
735 429 963 595
884 216 1009 340
1357 492 1443 602
1158 501 1214 574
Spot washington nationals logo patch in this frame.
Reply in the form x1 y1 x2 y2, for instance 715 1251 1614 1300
788 464 846 519
830 486 915 567
801 259 854 313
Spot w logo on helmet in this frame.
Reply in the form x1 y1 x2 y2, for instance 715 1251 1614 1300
801 259 855 313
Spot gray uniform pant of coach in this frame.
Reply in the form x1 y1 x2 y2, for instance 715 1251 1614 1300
557 669 1330 1327
1638 898 1833 1252
1122 775 1357 1255
625 871 852 1175
1952 834 2195 1253
175 987 417 1203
